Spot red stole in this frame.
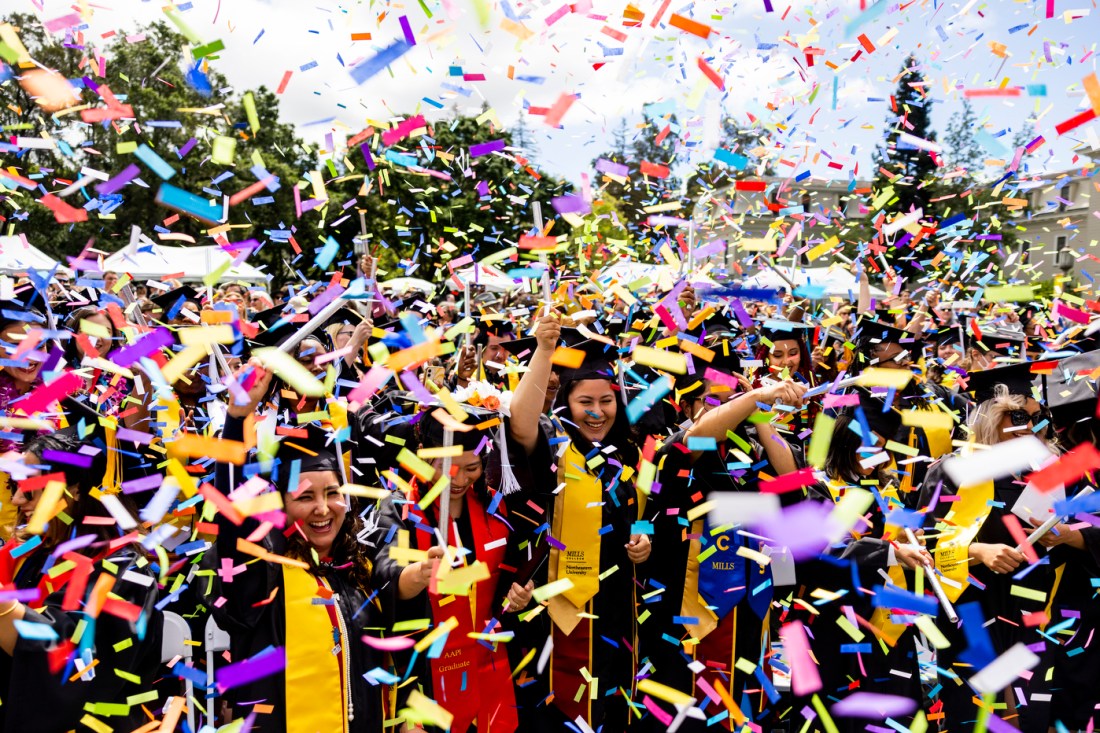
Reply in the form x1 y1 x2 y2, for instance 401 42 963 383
409 489 519 733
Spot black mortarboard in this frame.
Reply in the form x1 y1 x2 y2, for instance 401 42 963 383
700 334 742 376
248 304 303 348
935 327 969 348
973 327 1026 356
148 285 202 319
855 319 923 361
1045 350 1100 427
500 336 538 363
850 388 902 442
473 318 515 347
275 440 342 493
417 405 499 453
0 285 48 329
699 311 738 338
321 307 364 331
966 362 1037 404
557 339 618 385
759 320 812 345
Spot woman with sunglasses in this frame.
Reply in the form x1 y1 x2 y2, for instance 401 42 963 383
925 363 1063 732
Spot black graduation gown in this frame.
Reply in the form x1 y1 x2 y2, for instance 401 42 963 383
637 429 797 732
785 478 926 733
0 548 163 733
925 461 1056 733
200 415 396 733
1020 527 1100 732
503 427 642 732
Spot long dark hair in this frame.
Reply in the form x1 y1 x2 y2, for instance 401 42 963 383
21 433 140 550
823 412 895 486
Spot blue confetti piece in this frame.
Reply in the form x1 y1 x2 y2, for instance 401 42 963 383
349 40 413 85
315 236 340 271
135 144 177 181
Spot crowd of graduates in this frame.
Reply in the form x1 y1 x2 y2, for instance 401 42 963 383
0 252 1098 733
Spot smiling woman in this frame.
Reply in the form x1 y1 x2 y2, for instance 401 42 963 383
505 314 650 732
201 359 398 733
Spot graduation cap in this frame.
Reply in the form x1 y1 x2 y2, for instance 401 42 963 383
274 440 343 493
0 285 48 329
849 388 902 442
1045 349 1100 429
965 362 1037 404
759 320 812 345
499 335 538 363
972 327 1026 356
321 307 364 332
855 320 922 358
934 327 969 349
557 338 618 385
247 304 301 348
148 285 202 321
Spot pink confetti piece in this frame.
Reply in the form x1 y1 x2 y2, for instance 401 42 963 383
779 620 821 696
543 93 577 128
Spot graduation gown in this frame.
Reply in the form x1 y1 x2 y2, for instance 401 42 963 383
201 415 396 733
786 476 927 733
0 543 163 733
504 427 642 732
925 460 1056 733
638 430 794 732
371 487 519 733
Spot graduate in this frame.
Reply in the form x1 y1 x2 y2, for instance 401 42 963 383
371 405 528 733
787 390 934 732
0 431 163 733
202 359 400 733
506 313 651 731
927 362 1063 732
642 334 806 731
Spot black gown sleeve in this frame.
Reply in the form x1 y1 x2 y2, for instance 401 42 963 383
4 555 163 733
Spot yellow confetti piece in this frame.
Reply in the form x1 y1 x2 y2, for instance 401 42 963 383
436 560 490 596
884 439 919 457
233 491 283 518
855 367 913 390
252 347 326 397
637 678 695 707
27 479 66 535
807 412 835 469
243 90 261 133
211 135 237 165
1010 585 1047 603
687 500 716 522
915 615 951 649
735 545 771 566
983 285 1036 302
632 345 687 375
397 448 436 483
531 577 575 603
414 616 459 653
835 614 866 642
339 484 391 500
806 236 839 262
161 343 209 384
901 409 954 433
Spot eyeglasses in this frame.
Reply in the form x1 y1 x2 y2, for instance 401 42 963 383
1007 408 1043 427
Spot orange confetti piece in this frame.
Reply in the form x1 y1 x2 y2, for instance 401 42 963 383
668 13 711 38
551 346 585 369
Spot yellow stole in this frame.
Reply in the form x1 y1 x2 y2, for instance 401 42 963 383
0 475 16 542
827 479 910 644
283 565 346 733
548 440 602 635
934 480 994 602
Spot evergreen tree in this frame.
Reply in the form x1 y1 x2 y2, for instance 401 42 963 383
870 54 944 280
942 101 985 177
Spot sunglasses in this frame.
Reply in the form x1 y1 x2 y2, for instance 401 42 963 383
1006 408 1044 427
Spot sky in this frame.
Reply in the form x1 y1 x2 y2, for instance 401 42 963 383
4 0 1099 188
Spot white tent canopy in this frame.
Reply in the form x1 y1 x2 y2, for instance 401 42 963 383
741 266 887 298
104 244 268 284
451 263 519 292
0 235 70 275
598 259 718 291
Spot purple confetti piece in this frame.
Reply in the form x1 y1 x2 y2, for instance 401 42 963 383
109 327 174 368
96 163 140 195
399 15 416 46
469 139 506 157
217 648 287 692
551 194 590 215
178 137 198 159
595 158 629 177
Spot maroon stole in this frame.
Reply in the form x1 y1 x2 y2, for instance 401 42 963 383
409 490 519 732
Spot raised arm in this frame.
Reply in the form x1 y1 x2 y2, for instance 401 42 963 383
686 380 807 447
508 314 560 455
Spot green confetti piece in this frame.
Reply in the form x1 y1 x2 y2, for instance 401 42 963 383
243 91 260 134
191 39 225 60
